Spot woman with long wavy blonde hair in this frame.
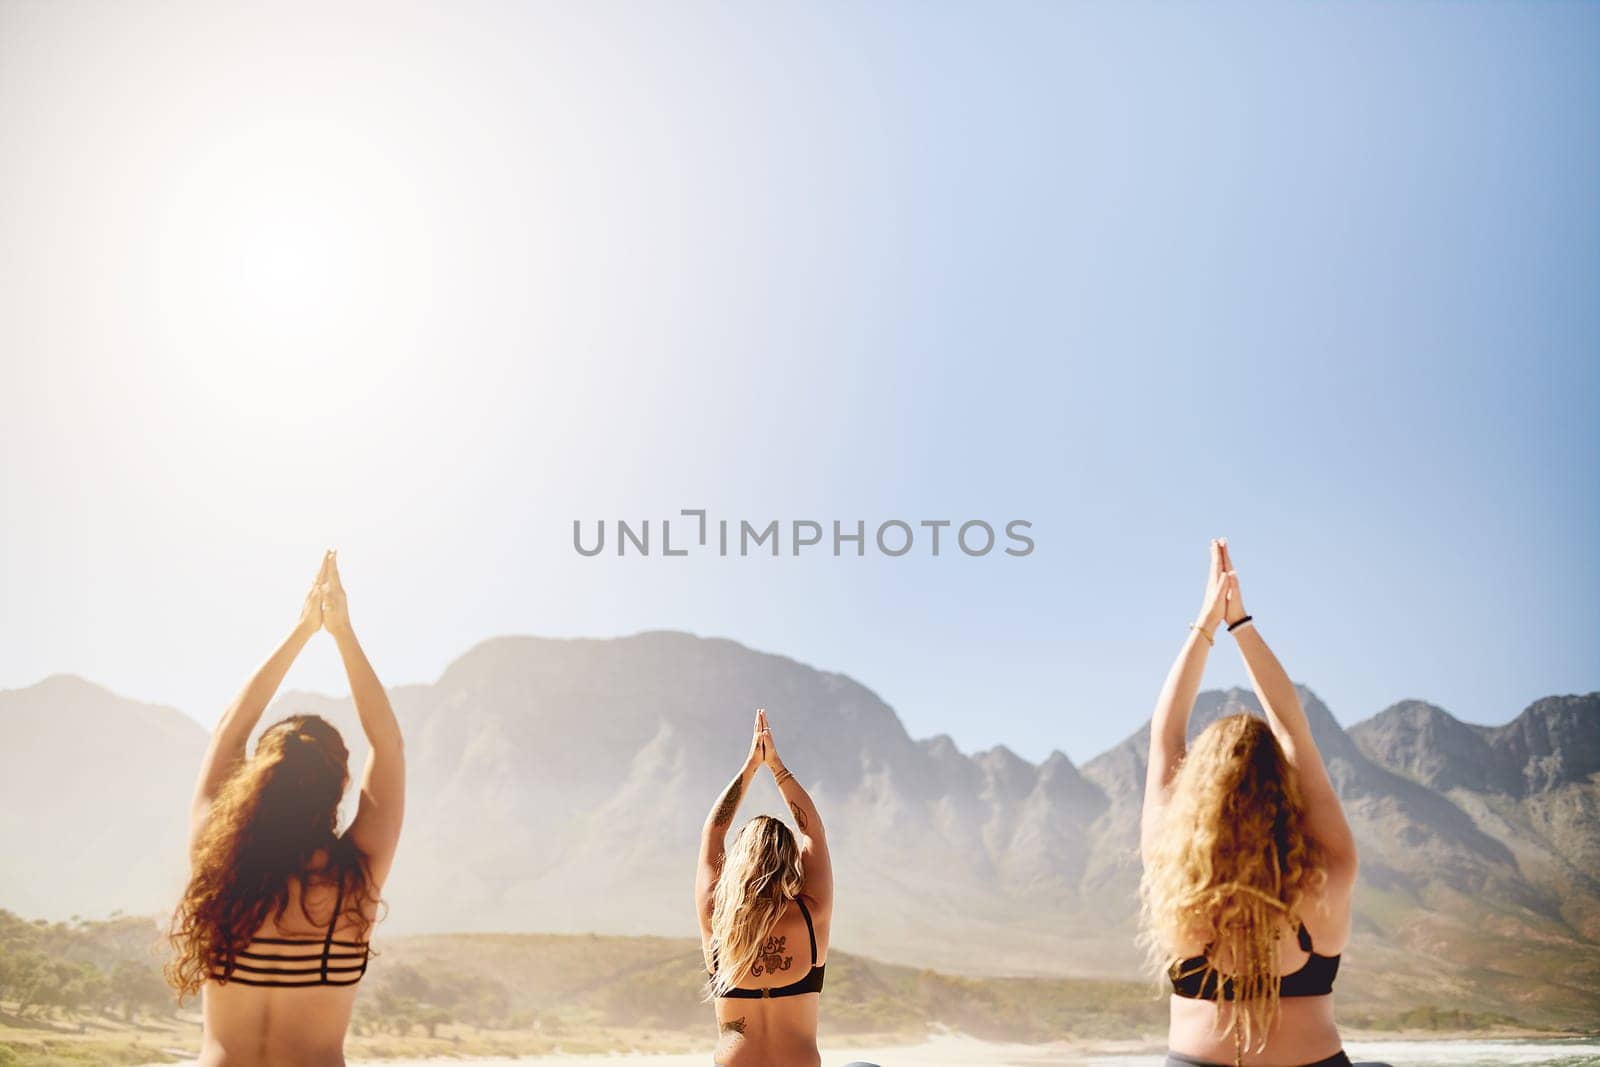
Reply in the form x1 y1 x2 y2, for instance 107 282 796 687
1140 540 1364 1067
168 551 405 1067
696 709 857 1067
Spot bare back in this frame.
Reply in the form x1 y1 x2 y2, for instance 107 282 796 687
1166 883 1349 1066
705 894 830 1067
198 860 378 1067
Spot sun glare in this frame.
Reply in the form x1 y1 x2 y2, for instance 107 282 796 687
148 119 431 398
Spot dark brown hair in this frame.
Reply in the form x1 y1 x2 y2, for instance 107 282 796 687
166 714 374 999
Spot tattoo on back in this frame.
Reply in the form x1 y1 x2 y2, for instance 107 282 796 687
751 934 793 977
712 777 743 827
789 801 808 832
720 1016 747 1036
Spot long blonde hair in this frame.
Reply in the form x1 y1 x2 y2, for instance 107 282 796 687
705 815 804 999
1138 713 1326 1055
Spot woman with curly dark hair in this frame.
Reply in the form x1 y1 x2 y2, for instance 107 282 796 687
167 550 404 1067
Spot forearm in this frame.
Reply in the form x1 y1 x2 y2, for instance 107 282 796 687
771 759 832 905
1231 623 1311 748
705 761 759 835
333 628 402 751
770 761 824 840
1233 621 1353 864
1151 626 1213 763
194 622 313 811
216 623 314 746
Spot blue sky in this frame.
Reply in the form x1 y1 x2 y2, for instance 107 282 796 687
1 0 1595 762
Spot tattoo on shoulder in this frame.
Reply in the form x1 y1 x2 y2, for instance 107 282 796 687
720 1016 746 1036
712 777 743 826
789 801 808 832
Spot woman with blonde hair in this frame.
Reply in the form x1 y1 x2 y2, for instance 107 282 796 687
1141 539 1369 1067
168 550 405 1066
697 709 860 1067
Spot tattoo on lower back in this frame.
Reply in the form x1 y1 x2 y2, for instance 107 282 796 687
789 801 808 832
720 1016 746 1036
712 777 743 826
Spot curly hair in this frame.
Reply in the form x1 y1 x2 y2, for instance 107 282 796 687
704 814 804 1000
166 714 375 1000
1138 713 1327 1056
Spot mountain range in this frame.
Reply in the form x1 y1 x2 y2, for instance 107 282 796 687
1 631 1595 1028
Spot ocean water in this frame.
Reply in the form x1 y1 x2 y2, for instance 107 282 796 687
1079 1039 1600 1066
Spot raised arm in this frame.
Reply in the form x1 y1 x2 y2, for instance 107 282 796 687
189 555 327 852
696 712 765 940
1141 539 1229 860
761 709 832 916
1219 541 1358 891
322 552 406 890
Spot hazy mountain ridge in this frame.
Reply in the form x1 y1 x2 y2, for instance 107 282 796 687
0 674 204 921
1 631 1596 1027
1351 694 1600 796
1352 692 1600 945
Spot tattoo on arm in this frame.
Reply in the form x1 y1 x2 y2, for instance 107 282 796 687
789 801 808 833
719 1016 747 1036
712 776 743 827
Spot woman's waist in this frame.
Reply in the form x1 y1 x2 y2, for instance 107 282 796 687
1168 993 1341 1064
197 1034 347 1067
201 988 358 1060
713 1008 820 1067
713 1040 822 1067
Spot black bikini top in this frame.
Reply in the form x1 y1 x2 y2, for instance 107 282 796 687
1169 923 1339 1000
708 896 826 999
210 878 371 988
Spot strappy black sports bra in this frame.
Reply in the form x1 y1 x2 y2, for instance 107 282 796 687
708 896 825 998
1170 923 1339 1000
210 878 371 988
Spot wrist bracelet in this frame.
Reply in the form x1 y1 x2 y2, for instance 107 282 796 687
1227 615 1254 633
773 767 795 787
1189 623 1215 647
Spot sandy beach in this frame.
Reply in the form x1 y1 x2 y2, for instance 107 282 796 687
335 1037 1600 1067
130 1034 1600 1067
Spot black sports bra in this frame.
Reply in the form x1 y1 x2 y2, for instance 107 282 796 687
1170 923 1339 1000
708 896 825 999
210 878 371 988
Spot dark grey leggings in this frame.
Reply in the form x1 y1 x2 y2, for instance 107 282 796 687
1165 1057 1352 1067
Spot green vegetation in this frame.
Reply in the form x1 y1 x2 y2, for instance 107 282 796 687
0 912 171 1022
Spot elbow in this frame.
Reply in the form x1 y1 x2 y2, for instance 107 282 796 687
1324 840 1359 885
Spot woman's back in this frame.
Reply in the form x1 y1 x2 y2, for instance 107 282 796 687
199 868 375 1067
710 895 828 1067
1166 902 1346 1066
